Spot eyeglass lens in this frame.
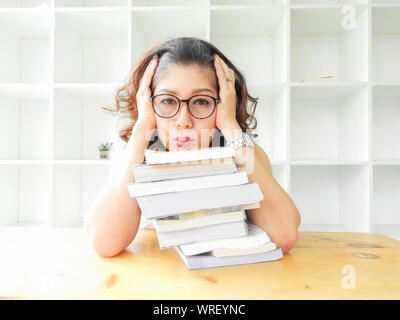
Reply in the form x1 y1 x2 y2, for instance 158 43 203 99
153 95 216 119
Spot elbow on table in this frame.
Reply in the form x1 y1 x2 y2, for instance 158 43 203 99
284 212 301 254
92 238 126 258
85 222 134 258
93 237 132 258
278 212 301 254
279 229 299 254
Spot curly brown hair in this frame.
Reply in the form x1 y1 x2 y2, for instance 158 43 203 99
103 37 258 143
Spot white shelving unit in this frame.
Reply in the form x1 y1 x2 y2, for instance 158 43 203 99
0 9 50 83
54 10 129 83
372 6 400 82
53 85 119 160
291 6 368 82
290 85 369 160
0 0 399 240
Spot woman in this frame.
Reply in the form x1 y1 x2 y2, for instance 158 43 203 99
84 37 301 257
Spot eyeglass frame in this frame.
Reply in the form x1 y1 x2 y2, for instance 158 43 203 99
147 93 221 119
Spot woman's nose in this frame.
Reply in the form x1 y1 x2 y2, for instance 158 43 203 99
175 102 193 129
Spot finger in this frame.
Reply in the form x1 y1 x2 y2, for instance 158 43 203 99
215 55 230 79
143 57 158 87
217 55 235 84
213 55 229 92
214 56 235 92
139 57 159 96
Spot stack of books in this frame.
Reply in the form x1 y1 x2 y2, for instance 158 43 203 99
127 146 283 270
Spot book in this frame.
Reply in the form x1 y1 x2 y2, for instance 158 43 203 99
156 220 248 249
211 242 277 257
173 246 283 270
127 170 248 197
179 220 271 256
153 202 260 233
302 76 336 83
136 182 264 220
132 157 237 183
154 209 245 232
144 146 235 165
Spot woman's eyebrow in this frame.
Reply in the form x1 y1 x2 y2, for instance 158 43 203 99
157 88 215 94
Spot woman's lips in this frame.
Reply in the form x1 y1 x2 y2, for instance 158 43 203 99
174 136 192 148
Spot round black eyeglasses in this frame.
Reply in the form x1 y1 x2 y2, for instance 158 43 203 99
148 94 221 119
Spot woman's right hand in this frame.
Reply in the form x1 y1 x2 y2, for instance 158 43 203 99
135 55 159 130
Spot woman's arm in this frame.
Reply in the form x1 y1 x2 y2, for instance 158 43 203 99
221 123 301 254
213 53 300 254
84 122 153 257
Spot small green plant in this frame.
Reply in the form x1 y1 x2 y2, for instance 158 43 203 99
98 142 113 151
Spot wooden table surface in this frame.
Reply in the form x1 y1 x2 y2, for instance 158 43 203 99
1 226 400 300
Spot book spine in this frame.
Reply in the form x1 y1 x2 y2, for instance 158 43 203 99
136 182 264 220
127 171 248 197
144 147 235 165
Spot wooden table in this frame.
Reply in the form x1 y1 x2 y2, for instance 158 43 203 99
1 226 400 300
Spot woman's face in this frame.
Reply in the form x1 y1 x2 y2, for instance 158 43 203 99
152 63 218 151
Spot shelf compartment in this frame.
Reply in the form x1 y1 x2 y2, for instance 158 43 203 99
131 8 208 68
52 164 112 227
53 86 119 160
0 1 50 8
211 0 287 5
372 7 400 82
298 224 350 232
372 0 400 6
56 0 129 7
372 165 400 240
292 164 370 232
372 85 400 160
291 7 368 82
0 87 49 160
0 11 50 83
291 0 368 4
251 85 288 161
133 0 207 6
372 225 400 241
211 6 287 84
55 11 129 83
0 164 49 226
290 85 368 161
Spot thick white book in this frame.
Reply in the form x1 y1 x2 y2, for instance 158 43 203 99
154 209 244 233
144 146 235 165
211 242 277 257
153 202 260 233
157 220 248 249
136 182 264 220
174 246 283 270
127 171 248 197
132 157 237 183
179 221 271 256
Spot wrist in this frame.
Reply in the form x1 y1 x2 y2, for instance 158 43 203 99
219 120 242 142
135 119 155 131
127 121 155 148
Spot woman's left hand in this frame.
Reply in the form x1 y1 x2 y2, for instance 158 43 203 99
213 54 240 131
